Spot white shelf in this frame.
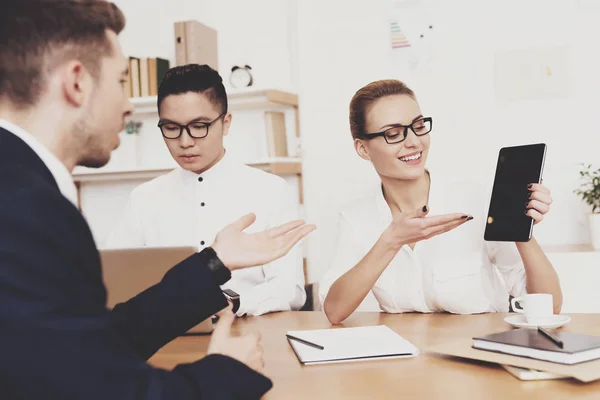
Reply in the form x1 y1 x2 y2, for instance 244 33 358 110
129 89 298 115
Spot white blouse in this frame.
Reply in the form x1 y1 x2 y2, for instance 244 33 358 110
319 174 527 315
106 152 305 316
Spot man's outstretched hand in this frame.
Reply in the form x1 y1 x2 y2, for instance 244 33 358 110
211 213 316 271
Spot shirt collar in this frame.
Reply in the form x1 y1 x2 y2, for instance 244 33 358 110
179 150 235 184
0 119 78 207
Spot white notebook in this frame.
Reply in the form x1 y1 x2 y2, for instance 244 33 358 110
501 365 569 381
286 325 419 365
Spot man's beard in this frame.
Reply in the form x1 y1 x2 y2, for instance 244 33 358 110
72 113 111 169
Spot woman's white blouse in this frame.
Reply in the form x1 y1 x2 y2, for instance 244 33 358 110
319 175 527 314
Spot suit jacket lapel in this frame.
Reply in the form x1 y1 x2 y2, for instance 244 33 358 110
0 127 60 192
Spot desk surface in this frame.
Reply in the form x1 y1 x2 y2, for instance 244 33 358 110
149 312 600 399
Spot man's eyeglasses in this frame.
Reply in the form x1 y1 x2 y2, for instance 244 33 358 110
357 117 433 144
158 113 226 139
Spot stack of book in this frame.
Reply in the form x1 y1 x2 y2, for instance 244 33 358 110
124 57 170 98
472 328 600 365
428 327 600 382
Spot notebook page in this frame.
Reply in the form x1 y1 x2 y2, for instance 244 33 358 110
287 325 419 364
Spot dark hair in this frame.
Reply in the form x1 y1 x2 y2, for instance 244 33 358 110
349 79 416 139
157 64 228 114
0 0 126 109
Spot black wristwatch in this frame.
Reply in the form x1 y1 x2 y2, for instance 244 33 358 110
222 288 241 314
203 247 231 285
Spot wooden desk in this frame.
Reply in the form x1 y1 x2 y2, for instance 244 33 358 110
149 312 600 399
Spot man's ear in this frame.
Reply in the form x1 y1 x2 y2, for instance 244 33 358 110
61 61 93 107
354 139 371 161
222 113 232 137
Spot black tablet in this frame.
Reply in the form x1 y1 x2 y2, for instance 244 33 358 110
484 143 547 242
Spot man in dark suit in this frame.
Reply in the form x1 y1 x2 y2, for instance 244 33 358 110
0 1 315 399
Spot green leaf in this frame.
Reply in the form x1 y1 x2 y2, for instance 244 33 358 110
575 165 600 212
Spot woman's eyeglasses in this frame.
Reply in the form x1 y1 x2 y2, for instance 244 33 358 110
357 117 432 144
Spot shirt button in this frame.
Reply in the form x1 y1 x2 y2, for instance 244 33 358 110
201 202 205 207
198 177 203 182
200 241 205 246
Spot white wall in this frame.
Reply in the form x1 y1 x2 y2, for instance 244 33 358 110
114 0 295 92
112 0 600 287
295 0 600 282
114 0 176 65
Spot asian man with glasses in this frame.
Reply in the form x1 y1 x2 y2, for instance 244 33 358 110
107 64 307 317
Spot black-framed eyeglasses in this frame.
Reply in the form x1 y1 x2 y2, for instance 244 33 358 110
357 117 433 144
157 112 226 139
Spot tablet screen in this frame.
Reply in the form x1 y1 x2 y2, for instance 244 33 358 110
484 143 546 242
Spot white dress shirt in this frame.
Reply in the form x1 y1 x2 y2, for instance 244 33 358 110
0 119 78 206
319 173 527 315
106 152 306 316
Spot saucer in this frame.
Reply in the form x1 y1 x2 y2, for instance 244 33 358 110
504 314 571 329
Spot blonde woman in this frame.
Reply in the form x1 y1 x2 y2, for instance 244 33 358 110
319 80 562 324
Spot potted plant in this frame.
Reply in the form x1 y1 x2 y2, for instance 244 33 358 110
574 164 600 249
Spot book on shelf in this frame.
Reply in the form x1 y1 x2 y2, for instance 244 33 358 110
127 57 170 99
148 58 158 96
148 57 170 96
139 57 149 97
129 57 141 98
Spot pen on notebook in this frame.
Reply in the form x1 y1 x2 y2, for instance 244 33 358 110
179 332 211 337
286 334 325 350
538 327 564 348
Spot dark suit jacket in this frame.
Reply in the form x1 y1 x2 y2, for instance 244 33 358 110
0 127 272 399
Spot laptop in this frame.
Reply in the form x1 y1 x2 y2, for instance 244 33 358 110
99 246 214 334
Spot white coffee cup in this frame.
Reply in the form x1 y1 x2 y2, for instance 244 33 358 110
510 293 554 324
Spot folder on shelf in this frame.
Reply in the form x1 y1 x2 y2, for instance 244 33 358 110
174 20 218 70
264 111 288 157
287 325 419 365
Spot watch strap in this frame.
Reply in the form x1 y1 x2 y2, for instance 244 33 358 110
202 247 231 285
